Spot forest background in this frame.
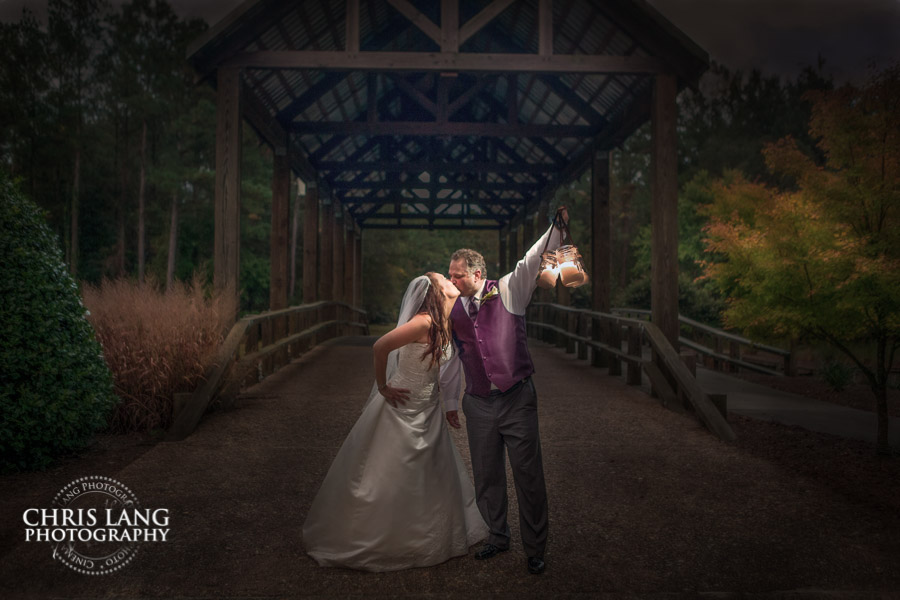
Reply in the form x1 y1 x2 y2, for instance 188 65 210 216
0 0 841 324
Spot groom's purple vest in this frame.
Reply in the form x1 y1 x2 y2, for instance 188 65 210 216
451 280 534 397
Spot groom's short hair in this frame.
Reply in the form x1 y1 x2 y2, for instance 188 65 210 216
451 249 486 278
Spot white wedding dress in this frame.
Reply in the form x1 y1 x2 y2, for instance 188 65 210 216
302 342 488 571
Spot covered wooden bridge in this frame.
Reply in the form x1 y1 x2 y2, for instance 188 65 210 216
177 0 733 440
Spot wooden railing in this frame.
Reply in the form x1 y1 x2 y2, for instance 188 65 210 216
167 301 369 440
527 303 736 443
612 308 793 376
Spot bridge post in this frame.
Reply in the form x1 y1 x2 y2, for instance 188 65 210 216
523 209 536 249
498 228 507 276
333 201 345 302
213 66 242 314
270 141 290 311
354 227 363 306
302 182 319 302
651 72 679 350
319 195 334 300
591 148 611 314
343 217 354 305
507 224 519 274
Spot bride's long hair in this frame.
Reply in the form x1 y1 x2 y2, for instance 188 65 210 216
418 272 453 368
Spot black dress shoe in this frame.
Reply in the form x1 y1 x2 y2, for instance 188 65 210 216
474 543 508 560
527 557 545 574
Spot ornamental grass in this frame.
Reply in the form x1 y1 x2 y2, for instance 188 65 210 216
82 276 236 433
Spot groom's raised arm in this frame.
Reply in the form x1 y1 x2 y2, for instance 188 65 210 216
501 219 564 315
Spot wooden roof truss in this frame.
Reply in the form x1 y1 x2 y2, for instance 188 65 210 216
189 0 707 229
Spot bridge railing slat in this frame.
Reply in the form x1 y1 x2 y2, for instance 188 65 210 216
610 307 792 376
167 301 369 441
528 303 736 443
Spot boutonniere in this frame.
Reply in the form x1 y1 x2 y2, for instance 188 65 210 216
479 288 499 304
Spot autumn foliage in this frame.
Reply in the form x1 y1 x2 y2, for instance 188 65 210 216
703 65 900 453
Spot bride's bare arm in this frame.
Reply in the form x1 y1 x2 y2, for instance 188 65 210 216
373 314 431 406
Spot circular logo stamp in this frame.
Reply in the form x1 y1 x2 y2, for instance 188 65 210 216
50 476 140 575
23 476 170 575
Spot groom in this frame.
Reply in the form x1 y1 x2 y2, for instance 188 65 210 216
443 207 567 575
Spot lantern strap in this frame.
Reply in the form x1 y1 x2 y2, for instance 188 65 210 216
542 206 575 256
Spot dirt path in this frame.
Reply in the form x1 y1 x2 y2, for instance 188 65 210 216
2 337 899 599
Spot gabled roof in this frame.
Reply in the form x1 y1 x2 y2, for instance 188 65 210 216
188 0 707 230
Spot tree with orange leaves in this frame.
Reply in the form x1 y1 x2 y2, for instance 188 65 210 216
703 65 900 454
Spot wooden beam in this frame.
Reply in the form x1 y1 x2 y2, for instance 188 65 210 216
346 0 359 53
356 206 517 220
361 223 503 230
459 0 517 46
319 196 334 301
339 194 527 208
213 66 242 312
277 11 418 123
441 0 459 52
523 208 535 249
332 202 345 303
187 0 296 78
447 74 498 117
270 145 290 310
591 0 707 87
536 74 607 127
315 160 553 174
302 182 319 302
436 74 449 123
224 50 665 74
331 180 537 192
507 73 517 123
387 73 438 116
539 0 553 57
293 120 596 137
386 0 442 44
651 73 678 348
592 85 652 151
591 148 610 313
367 73 378 122
507 225 519 272
353 229 362 306
239 81 325 184
343 219 355 304
241 86 284 152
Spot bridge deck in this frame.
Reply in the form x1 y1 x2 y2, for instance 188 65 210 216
2 336 899 598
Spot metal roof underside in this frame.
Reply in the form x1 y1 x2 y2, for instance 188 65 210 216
188 0 708 230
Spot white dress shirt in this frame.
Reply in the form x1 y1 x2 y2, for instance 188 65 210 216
439 223 562 412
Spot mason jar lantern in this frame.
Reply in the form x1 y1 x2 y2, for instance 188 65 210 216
556 244 587 288
535 251 559 289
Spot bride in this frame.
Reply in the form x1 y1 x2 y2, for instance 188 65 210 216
302 272 488 571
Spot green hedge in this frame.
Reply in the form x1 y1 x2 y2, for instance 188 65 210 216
0 175 117 472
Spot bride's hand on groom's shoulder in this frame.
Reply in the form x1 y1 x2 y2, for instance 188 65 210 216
380 384 410 407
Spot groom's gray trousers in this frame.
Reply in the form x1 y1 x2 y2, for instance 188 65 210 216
462 376 548 559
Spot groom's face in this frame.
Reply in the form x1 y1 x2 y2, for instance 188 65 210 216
448 258 482 297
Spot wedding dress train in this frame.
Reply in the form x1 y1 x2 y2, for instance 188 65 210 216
302 342 488 571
